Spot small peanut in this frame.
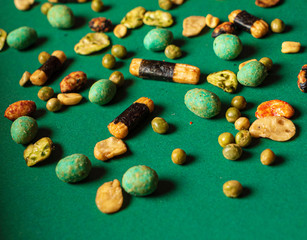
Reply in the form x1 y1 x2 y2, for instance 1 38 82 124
281 41 301 54
57 93 83 106
239 59 257 70
113 24 128 38
206 14 220 29
14 0 34 11
19 71 31 87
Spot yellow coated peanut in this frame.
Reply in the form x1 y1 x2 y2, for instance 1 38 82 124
281 41 301 53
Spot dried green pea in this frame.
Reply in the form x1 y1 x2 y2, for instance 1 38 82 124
207 70 238 93
102 54 116 69
143 10 173 27
41 2 53 15
74 32 110 55
159 0 173 10
38 86 54 101
91 0 104 12
46 98 62 112
165 44 182 59
121 6 146 29
24 137 53 167
271 19 285 33
0 28 7 51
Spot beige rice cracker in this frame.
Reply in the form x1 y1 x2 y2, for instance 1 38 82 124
182 16 206 37
94 136 127 161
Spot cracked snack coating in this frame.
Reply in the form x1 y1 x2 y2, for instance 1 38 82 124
143 10 173 27
207 70 238 93
74 32 110 55
108 97 154 139
4 100 36 121
121 6 146 29
122 165 158 196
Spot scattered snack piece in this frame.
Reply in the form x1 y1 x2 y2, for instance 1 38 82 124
249 116 296 141
171 0 184 4
235 130 252 147
55 154 92 183
122 165 158 196
102 54 116 69
143 10 173 27
260 149 275 165
60 71 87 93
297 64 307 93
111 45 127 59
24 137 53 167
144 28 173 52
4 100 36 121
165 44 182 59
259 57 273 71
14 0 34 11
231 96 247 110
182 16 206 37
74 33 110 55
46 98 62 112
223 144 242 160
228 10 269 38
207 70 238 93
19 71 31 87
91 0 104 12
89 17 112 32
11 116 38 144
94 137 127 161
171 148 186 165
30 50 66 86
223 180 243 198
212 22 236 38
225 107 241 123
41 2 53 15
38 51 51 65
95 179 123 214
234 117 250 130
255 100 295 119
7 26 37 50
159 0 173 10
47 5 75 29
113 24 127 38
49 0 88 2
206 14 220 28
108 97 154 139
130 58 200 84
237 61 267 87
88 79 116 105
218 132 235 148
213 34 242 60
271 18 285 33
239 59 257 70
121 6 146 29
281 41 301 54
0 28 7 51
151 117 169 134
38 86 54 101
57 93 83 106
109 71 125 87
255 0 280 8
185 88 221 118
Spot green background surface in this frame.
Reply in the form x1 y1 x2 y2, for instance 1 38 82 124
0 0 306 239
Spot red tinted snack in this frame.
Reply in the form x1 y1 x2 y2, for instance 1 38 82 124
255 100 295 119
4 100 36 121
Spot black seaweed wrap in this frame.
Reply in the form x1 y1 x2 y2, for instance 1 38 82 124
113 103 150 131
39 56 62 78
234 10 259 33
139 60 176 82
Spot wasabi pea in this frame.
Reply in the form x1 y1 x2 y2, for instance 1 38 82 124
143 10 173 28
7 26 37 50
74 32 110 55
47 5 74 29
213 34 242 60
207 70 238 93
165 44 182 59
237 61 268 87
89 79 117 105
121 6 146 29
11 116 38 144
0 29 7 51
144 28 173 52
184 88 221 118
122 165 158 196
56 154 92 183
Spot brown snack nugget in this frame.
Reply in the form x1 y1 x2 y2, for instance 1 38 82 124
89 17 113 32
60 71 87 93
255 0 280 8
297 64 307 93
212 22 236 38
4 100 36 121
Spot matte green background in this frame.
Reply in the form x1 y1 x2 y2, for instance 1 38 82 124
0 0 306 239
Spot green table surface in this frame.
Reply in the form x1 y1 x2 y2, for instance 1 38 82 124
0 0 306 239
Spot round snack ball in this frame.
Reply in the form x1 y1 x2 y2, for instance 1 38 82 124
111 45 127 59
38 86 54 101
223 180 243 198
122 165 158 196
222 144 242 160
11 116 38 144
171 148 186 165
213 34 242 60
271 19 285 33
184 88 221 118
259 57 273 71
218 132 235 148
231 96 247 110
144 28 173 51
151 117 169 134
109 71 124 87
225 107 241 123
102 54 116 69
41 2 53 15
237 61 268 87
89 79 117 105
235 130 252 147
260 149 275 165
165 44 182 59
38 51 51 64
234 117 250 130
91 0 104 12
7 26 38 50
46 98 62 112
55 154 92 183
47 5 75 29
